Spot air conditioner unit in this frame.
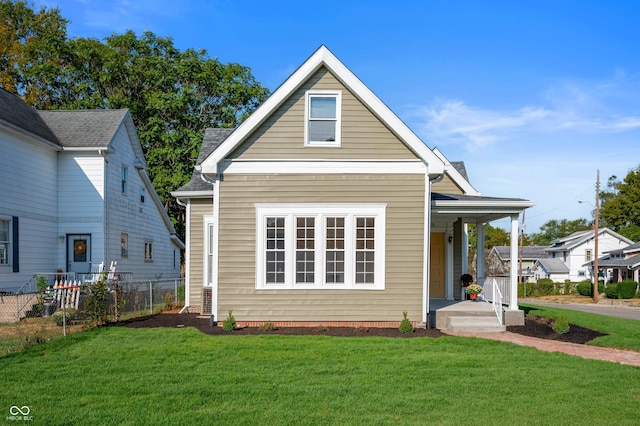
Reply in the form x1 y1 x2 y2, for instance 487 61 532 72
201 287 212 315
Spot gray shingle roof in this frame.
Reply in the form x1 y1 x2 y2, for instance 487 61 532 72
0 88 60 144
536 258 570 274
174 128 234 193
38 109 128 147
450 161 469 181
493 245 550 261
432 192 530 202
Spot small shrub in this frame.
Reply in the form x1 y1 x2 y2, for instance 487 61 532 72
51 308 78 326
398 311 414 334
163 293 175 311
552 313 570 334
258 322 276 332
222 310 237 331
617 280 638 299
577 281 592 296
604 283 618 299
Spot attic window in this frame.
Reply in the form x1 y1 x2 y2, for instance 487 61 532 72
305 90 341 147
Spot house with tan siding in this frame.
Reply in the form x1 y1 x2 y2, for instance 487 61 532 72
172 46 534 328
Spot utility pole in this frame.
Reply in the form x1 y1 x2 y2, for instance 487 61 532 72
594 170 600 303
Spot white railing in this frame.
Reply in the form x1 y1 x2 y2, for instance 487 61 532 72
492 280 504 325
483 276 511 306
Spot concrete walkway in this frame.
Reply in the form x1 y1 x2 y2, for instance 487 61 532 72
520 299 640 321
445 330 640 367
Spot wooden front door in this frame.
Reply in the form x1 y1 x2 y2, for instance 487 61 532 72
67 234 91 273
430 232 445 298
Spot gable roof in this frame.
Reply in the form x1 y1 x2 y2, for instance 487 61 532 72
534 258 570 274
0 88 60 146
546 228 634 253
199 46 445 176
38 109 129 148
172 128 234 196
491 245 550 261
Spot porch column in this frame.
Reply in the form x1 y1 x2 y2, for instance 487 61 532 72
446 230 454 300
509 214 519 310
476 223 485 285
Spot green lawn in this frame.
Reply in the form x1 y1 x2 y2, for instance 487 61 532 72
1 326 638 425
520 303 640 351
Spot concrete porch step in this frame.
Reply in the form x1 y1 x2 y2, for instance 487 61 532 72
446 316 506 333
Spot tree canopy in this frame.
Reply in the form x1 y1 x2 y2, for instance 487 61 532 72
600 165 640 241
529 218 592 246
0 0 270 240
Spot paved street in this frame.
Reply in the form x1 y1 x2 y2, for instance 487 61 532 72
520 299 640 321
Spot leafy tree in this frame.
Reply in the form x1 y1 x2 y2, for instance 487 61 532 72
600 165 640 241
529 218 591 246
0 1 270 241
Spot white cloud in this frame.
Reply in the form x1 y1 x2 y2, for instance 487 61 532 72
419 74 640 152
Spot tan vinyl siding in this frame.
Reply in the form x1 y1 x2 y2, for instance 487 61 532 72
217 173 425 322
187 198 212 308
230 67 420 161
432 173 464 194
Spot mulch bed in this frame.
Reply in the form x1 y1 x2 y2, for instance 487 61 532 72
118 312 606 344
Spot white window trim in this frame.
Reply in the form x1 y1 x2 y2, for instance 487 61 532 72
255 204 386 290
304 90 342 147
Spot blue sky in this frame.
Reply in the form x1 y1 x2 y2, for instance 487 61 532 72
36 0 640 233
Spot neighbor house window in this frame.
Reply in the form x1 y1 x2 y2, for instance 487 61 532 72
121 166 128 193
256 204 385 290
144 241 153 261
304 91 341 147
121 233 128 257
585 249 592 262
0 219 9 266
140 188 145 203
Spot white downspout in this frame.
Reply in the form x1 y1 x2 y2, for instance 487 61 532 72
200 172 219 321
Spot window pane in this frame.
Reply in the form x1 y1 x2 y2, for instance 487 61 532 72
308 121 335 142
295 217 315 283
355 217 375 284
266 217 286 284
310 97 336 119
0 220 8 241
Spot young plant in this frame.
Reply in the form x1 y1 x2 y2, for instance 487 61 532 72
399 311 414 334
258 322 276 332
552 313 570 334
222 310 237 331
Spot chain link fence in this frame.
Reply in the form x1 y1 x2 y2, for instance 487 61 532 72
0 274 184 357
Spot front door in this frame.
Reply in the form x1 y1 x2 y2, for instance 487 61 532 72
430 232 445 298
68 234 91 273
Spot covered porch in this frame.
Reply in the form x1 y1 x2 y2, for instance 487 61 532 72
427 192 535 331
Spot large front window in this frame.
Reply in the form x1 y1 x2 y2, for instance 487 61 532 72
256 205 385 289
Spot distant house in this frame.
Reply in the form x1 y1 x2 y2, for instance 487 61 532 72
487 245 549 281
591 241 640 283
531 258 570 282
0 88 183 292
173 46 534 327
545 228 633 283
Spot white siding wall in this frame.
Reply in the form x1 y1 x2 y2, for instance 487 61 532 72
57 151 105 271
0 128 59 290
104 124 180 279
566 233 631 282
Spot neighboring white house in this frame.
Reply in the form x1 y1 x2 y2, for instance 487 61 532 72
0 88 183 292
592 241 640 283
545 228 633 283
